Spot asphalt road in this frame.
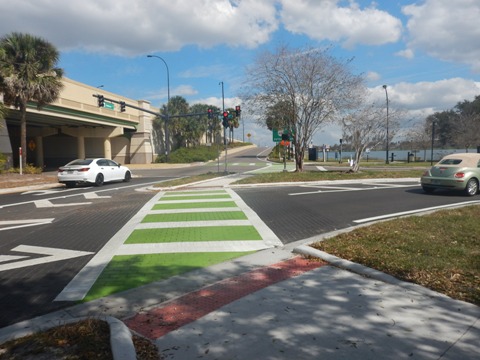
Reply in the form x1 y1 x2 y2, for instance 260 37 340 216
0 179 163 327
235 180 480 244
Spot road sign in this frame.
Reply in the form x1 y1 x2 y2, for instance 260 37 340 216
103 101 114 110
273 128 294 142
273 129 281 142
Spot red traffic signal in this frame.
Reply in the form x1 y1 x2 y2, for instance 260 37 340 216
235 105 241 116
222 111 229 127
207 108 213 119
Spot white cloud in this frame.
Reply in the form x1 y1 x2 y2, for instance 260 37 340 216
403 0 480 72
279 0 402 48
395 49 414 59
0 0 279 55
366 71 381 82
380 78 480 111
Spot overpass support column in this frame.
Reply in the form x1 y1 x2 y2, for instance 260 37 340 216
77 136 85 159
35 136 44 169
104 138 112 159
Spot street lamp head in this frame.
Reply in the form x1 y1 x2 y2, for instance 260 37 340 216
382 84 387 89
147 55 153 58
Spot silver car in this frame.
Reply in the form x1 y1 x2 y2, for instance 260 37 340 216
58 158 132 188
421 153 480 196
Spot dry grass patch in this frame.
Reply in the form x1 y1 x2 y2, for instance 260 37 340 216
311 205 480 306
0 319 160 360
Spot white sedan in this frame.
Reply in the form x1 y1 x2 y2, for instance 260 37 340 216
58 158 132 188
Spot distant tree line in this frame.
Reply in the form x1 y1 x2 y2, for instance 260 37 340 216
154 96 240 160
406 95 480 153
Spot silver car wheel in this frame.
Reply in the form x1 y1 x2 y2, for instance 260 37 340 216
465 178 478 196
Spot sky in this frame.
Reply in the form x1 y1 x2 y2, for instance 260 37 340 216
1 0 480 147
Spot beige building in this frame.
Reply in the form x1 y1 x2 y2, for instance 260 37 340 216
0 77 160 169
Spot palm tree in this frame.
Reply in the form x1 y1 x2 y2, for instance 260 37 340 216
0 32 64 168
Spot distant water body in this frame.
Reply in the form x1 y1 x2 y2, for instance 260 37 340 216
322 148 479 162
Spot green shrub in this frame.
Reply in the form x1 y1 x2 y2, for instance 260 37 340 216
155 145 219 163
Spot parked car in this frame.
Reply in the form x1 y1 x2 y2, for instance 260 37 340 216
421 153 480 196
58 158 132 188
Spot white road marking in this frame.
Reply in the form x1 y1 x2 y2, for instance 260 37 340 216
0 255 28 263
83 192 111 199
0 218 55 231
354 201 480 223
34 199 92 208
116 241 270 254
0 245 93 272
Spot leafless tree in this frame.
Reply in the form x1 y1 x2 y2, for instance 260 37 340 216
241 45 363 171
342 101 387 172
451 112 480 151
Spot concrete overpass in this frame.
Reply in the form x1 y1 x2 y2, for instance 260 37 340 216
1 77 160 169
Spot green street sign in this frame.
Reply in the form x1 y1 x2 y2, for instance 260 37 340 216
273 128 294 142
103 101 114 110
273 129 282 142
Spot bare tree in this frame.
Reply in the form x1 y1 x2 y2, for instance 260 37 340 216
342 101 386 172
451 112 480 151
405 120 432 160
241 45 362 171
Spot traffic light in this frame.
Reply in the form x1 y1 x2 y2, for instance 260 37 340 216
235 105 241 117
223 111 229 127
207 108 213 119
97 95 104 107
120 101 126 112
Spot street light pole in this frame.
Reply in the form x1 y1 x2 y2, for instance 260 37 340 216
147 55 170 162
431 119 436 165
383 85 389 164
219 81 227 173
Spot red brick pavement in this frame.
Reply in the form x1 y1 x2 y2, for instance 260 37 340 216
124 256 326 340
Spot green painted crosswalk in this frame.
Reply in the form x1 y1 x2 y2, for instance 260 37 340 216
72 188 281 301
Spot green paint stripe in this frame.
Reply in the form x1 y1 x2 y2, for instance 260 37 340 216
142 211 247 223
152 201 237 210
83 251 253 301
125 226 262 243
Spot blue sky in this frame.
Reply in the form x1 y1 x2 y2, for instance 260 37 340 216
1 0 479 146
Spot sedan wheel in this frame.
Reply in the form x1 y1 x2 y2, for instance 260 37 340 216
464 178 478 196
94 173 104 186
123 171 132 182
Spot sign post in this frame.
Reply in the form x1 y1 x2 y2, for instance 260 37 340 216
19 147 23 175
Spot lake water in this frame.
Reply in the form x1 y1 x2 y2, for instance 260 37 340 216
319 148 479 162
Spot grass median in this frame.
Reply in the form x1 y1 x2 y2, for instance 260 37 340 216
310 205 480 306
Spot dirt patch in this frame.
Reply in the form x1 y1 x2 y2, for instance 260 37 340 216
0 173 58 189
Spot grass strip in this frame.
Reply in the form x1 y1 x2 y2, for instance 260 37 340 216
142 211 247 222
234 169 424 184
152 201 237 209
125 226 263 243
83 252 254 301
311 205 480 306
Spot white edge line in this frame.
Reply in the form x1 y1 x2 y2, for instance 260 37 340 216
226 188 283 247
354 201 480 223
